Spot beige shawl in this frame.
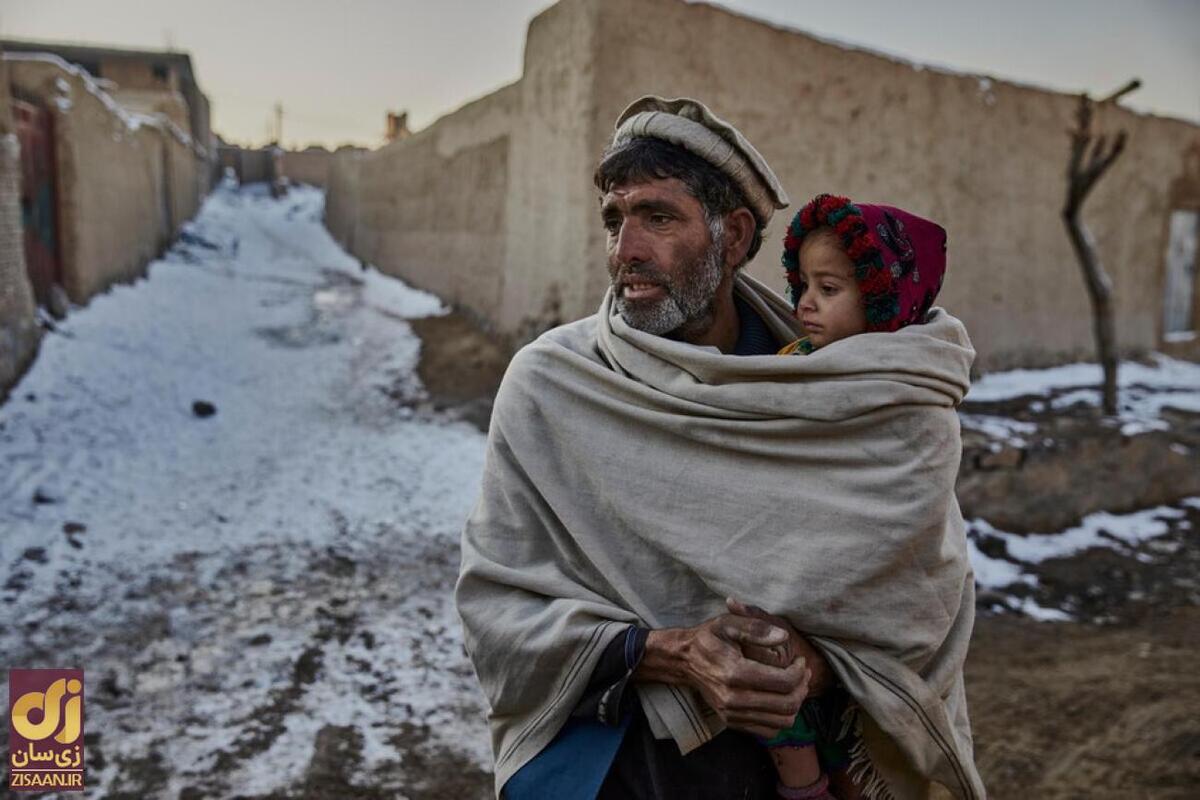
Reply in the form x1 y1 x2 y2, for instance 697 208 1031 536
456 273 985 799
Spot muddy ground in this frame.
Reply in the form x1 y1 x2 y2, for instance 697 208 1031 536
7 308 1196 799
413 311 1200 799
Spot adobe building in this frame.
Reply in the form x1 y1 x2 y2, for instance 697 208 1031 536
325 0 1200 370
0 40 212 158
0 45 41 397
0 41 213 395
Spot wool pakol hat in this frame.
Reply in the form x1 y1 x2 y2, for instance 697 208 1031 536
782 194 948 332
611 95 790 224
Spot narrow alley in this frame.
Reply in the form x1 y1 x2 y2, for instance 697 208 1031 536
1 182 493 798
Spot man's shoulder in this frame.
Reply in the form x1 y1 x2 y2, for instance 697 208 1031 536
492 315 599 400
490 315 601 429
507 314 601 375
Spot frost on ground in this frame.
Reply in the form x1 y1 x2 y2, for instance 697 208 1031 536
0 183 492 798
955 355 1200 622
967 500 1200 623
961 355 1200 442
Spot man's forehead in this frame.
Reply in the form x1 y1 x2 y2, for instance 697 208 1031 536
600 177 695 208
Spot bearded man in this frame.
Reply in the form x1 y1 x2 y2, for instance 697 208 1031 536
456 97 984 800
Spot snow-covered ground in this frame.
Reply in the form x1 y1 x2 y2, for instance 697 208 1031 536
967 501 1199 622
962 354 1200 440
1 182 491 797
2 182 1196 795
959 356 1200 620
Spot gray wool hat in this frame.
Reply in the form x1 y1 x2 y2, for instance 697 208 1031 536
611 95 790 223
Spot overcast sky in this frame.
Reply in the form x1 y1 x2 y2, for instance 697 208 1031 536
2 0 1196 148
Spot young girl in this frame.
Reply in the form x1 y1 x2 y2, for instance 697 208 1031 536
751 193 949 800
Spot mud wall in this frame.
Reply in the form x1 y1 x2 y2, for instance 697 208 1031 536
325 149 361 254
0 49 42 397
7 55 204 304
282 149 332 188
324 0 605 340
589 0 1200 370
325 0 1200 368
327 82 520 321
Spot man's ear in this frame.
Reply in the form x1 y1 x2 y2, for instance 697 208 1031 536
723 207 757 270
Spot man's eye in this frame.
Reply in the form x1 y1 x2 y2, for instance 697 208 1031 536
649 214 671 225
603 219 621 234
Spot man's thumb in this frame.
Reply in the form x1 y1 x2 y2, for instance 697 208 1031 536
722 615 786 647
726 596 770 620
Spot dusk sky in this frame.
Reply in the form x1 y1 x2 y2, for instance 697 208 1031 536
2 0 1197 148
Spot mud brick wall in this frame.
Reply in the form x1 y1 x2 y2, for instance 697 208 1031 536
0 48 42 397
282 149 333 188
325 0 1200 369
7 55 204 305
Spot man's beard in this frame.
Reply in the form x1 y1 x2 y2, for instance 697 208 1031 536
612 225 725 337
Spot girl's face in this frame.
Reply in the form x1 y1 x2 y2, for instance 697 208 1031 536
795 230 868 348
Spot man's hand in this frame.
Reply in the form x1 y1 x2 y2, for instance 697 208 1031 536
635 612 812 738
725 597 834 697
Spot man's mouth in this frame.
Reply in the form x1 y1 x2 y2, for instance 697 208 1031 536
621 281 666 301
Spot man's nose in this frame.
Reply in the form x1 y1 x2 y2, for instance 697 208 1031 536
612 221 651 266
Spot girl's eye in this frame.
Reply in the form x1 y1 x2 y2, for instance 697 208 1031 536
821 285 839 295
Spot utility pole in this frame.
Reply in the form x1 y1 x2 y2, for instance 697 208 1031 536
274 103 284 146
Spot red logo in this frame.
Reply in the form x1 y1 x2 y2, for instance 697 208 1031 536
8 669 85 792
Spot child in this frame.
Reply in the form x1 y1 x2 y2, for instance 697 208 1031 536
751 193 949 800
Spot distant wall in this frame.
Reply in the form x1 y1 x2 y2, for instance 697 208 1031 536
219 145 280 185
588 0 1200 370
328 81 521 320
0 48 42 397
324 149 361 254
7 55 204 304
324 0 604 341
281 148 332 188
326 0 1200 369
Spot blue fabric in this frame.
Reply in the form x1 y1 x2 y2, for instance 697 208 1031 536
502 714 632 800
732 294 781 356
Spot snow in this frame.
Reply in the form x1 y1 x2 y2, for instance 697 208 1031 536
968 355 1200 403
3 52 199 153
983 505 1189 564
0 182 489 795
1010 596 1072 622
962 354 1200 438
967 538 1033 591
967 501 1196 622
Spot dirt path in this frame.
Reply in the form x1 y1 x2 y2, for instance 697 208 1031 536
968 609 1200 798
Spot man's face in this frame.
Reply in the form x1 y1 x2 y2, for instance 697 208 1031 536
601 178 726 336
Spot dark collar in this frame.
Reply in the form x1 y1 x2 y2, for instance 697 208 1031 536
732 294 781 356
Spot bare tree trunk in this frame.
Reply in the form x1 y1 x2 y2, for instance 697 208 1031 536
1061 80 1138 416
1061 214 1119 412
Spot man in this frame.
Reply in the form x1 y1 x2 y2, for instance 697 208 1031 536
457 97 984 800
